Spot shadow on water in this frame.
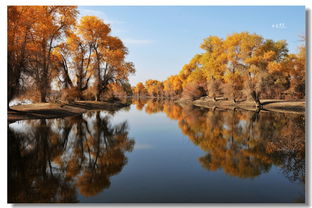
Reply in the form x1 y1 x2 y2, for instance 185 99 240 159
8 110 134 203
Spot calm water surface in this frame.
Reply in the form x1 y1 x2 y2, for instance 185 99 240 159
8 99 305 203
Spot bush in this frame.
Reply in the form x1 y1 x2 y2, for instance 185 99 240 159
182 81 207 100
83 86 97 100
61 87 80 103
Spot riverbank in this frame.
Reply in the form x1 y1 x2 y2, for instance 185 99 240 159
8 101 129 122
184 97 305 114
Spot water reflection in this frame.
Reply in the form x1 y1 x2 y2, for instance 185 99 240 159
133 99 305 183
8 99 305 202
8 111 134 202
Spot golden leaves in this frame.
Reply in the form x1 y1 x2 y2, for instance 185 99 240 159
267 62 283 73
77 16 111 42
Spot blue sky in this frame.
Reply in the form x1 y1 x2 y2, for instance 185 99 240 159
78 6 305 85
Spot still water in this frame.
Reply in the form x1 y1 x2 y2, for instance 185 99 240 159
8 99 305 203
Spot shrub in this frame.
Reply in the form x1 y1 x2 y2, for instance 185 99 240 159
61 87 80 103
182 81 207 100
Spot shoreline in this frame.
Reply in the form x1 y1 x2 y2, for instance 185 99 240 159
8 98 306 123
188 97 305 114
129 96 305 114
8 101 129 123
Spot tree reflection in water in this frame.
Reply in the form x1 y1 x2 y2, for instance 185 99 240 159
8 99 305 202
133 99 305 183
8 111 134 202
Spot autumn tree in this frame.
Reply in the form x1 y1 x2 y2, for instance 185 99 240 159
133 82 147 97
56 30 93 101
245 38 289 106
221 33 253 103
8 6 38 105
200 36 226 100
77 16 135 101
75 16 110 100
8 7 136 105
178 54 202 87
145 79 164 97
267 42 305 99
163 75 183 98
176 32 298 104
287 44 305 99
28 6 78 102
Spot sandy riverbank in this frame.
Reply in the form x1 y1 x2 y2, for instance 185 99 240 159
8 101 129 122
179 97 305 114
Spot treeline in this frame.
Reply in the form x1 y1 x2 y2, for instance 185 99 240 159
132 32 305 106
8 6 135 106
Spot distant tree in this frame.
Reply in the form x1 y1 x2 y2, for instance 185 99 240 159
145 79 163 97
133 82 147 97
163 75 183 98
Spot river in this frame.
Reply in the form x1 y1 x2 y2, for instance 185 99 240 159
8 99 305 203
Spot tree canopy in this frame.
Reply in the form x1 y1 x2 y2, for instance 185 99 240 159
132 32 305 104
8 6 135 104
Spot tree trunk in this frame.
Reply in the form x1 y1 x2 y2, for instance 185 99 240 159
40 89 47 102
40 65 48 103
40 38 48 103
251 90 262 109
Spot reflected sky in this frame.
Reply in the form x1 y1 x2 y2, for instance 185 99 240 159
8 99 305 203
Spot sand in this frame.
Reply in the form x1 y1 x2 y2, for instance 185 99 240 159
8 101 129 122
